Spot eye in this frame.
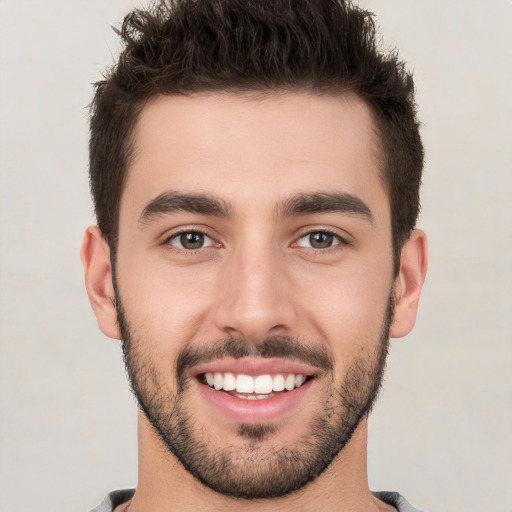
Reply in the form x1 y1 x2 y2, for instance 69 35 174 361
296 231 342 249
168 231 214 250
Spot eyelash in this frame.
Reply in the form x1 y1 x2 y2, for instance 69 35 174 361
294 228 349 252
162 229 217 254
162 228 350 254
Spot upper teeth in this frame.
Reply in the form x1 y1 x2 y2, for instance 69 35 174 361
204 372 307 394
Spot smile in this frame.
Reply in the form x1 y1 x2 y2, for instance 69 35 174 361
202 372 308 399
192 359 317 423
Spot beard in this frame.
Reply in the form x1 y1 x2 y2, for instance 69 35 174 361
116 295 393 500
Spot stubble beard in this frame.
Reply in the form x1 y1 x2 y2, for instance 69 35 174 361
117 296 393 500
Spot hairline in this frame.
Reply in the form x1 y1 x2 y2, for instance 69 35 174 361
109 87 398 268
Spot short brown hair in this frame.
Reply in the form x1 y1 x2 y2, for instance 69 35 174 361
89 0 423 270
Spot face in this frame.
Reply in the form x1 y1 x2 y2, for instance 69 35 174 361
114 93 396 498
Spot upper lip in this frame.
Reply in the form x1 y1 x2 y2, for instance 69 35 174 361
190 357 319 378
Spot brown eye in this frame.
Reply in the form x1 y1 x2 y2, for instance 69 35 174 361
170 231 213 250
297 231 340 249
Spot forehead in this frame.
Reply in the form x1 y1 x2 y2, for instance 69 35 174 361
122 92 388 222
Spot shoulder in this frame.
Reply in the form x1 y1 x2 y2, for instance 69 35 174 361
89 489 135 512
372 491 425 512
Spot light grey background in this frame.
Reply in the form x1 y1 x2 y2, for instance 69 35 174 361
1 1 511 511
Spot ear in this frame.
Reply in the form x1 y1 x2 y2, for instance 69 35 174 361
80 225 120 339
389 229 428 338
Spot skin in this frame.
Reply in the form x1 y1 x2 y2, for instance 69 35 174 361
82 92 427 512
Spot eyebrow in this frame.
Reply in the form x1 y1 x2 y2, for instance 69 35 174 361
138 190 373 225
139 191 232 224
278 192 373 222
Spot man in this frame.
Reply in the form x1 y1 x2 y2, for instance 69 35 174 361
81 0 428 510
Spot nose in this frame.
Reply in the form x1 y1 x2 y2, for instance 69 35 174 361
214 246 297 343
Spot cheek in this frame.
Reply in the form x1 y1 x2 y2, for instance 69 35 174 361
296 261 392 355
116 256 218 341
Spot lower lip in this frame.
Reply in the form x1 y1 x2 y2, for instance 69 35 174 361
197 379 313 424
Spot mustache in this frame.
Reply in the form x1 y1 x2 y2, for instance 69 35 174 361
176 336 333 382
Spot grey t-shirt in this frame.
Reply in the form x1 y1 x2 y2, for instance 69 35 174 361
89 489 424 511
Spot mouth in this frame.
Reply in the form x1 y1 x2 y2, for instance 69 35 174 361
192 359 317 424
201 371 310 400
199 372 311 400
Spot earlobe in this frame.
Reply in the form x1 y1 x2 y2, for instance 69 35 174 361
80 226 121 339
389 229 428 338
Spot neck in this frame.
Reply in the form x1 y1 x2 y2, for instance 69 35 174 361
122 411 388 512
